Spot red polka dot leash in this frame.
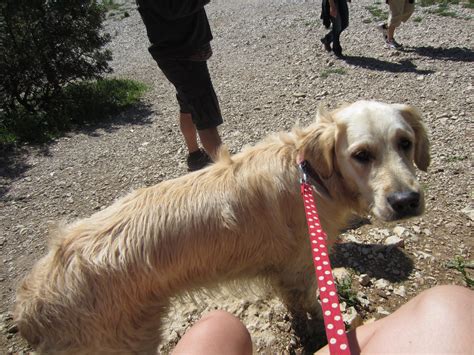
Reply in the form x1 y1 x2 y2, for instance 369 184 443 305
299 160 351 354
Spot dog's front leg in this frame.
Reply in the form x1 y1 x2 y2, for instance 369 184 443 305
271 262 321 317
271 262 327 351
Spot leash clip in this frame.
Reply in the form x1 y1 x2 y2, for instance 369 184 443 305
298 161 309 184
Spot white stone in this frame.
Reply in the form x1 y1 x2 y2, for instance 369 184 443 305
344 234 363 243
376 306 391 315
422 228 432 236
374 279 390 289
356 292 370 307
332 267 351 282
393 226 406 237
393 286 407 297
343 306 363 330
384 235 405 247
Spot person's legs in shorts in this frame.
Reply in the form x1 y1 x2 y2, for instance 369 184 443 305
386 0 414 47
157 59 223 168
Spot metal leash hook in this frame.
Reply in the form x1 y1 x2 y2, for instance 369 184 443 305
298 161 308 181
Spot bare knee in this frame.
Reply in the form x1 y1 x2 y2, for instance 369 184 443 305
172 310 252 355
199 310 251 334
415 285 473 315
413 285 473 339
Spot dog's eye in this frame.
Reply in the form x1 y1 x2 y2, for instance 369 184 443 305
352 150 372 163
399 138 412 151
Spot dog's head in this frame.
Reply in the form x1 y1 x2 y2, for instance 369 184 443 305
298 100 430 221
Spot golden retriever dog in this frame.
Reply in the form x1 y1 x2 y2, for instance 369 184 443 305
14 100 430 354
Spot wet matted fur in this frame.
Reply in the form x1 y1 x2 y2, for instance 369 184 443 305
14 100 430 354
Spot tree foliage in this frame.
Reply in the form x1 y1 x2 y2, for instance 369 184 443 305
0 0 112 140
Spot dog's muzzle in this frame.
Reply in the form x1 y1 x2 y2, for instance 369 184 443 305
387 191 421 218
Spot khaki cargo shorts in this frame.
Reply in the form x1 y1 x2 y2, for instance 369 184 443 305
388 0 415 27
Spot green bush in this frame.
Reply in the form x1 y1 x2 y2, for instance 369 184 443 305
0 0 112 139
0 79 148 143
60 78 148 124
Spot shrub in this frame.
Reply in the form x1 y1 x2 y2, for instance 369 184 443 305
0 78 148 143
59 78 148 124
0 0 112 138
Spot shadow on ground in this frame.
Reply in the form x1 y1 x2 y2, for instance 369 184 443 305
342 56 435 75
331 242 414 282
0 102 154 200
404 46 474 62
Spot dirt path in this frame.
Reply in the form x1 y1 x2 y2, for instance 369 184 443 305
1 0 472 353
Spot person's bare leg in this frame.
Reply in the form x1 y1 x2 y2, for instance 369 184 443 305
315 285 474 354
172 310 252 355
179 112 199 154
197 126 222 160
387 24 396 41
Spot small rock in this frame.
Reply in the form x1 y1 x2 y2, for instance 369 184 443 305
343 306 363 330
332 267 351 282
380 229 391 237
292 92 306 98
2 313 13 322
7 324 18 334
384 235 405 247
358 274 371 287
446 222 457 229
317 90 328 97
393 226 406 237
393 286 407 297
356 292 370 307
376 306 391 315
345 234 363 243
461 205 474 221
422 228 432 236
374 278 390 289
276 321 291 332
416 251 434 261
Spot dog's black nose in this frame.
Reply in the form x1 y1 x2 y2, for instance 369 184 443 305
387 191 420 217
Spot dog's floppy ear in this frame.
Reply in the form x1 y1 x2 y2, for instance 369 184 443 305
298 110 336 179
395 104 430 171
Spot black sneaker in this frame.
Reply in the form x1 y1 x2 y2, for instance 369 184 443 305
320 37 332 52
187 149 212 172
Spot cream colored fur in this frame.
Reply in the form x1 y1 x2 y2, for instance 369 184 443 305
14 100 430 354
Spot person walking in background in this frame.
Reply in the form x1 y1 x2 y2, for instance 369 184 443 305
320 0 350 57
377 0 415 49
136 0 223 172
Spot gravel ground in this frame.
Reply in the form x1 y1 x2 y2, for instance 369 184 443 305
1 0 473 353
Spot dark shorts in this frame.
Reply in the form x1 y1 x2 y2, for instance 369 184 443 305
156 59 223 130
